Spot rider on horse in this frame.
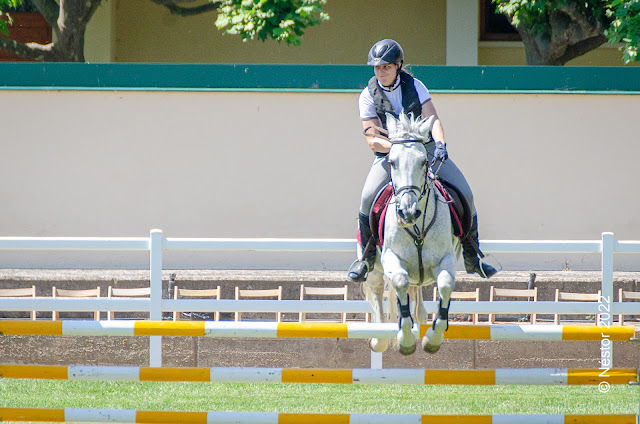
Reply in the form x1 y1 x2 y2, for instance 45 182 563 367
348 39 498 283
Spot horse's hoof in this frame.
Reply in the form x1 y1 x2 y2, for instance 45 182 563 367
423 342 441 354
398 342 417 356
369 338 388 353
396 332 416 356
422 328 444 354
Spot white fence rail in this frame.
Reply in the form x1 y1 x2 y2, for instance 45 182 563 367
1 230 639 367
1 298 638 315
1 231 638 316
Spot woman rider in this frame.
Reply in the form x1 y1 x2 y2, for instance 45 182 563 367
348 39 497 283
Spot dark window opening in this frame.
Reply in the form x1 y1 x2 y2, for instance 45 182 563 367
480 0 521 41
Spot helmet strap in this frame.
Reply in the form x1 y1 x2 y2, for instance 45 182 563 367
382 74 401 90
383 63 402 89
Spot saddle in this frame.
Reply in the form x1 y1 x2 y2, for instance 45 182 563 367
369 177 471 246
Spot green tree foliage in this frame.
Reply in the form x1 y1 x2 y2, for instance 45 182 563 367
605 0 640 62
215 0 328 46
494 0 639 64
0 0 18 36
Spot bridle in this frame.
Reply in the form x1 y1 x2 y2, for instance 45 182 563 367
387 137 440 286
389 139 431 203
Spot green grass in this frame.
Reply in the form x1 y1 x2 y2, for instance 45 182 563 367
0 380 637 420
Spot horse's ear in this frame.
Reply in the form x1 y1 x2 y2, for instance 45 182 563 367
400 113 411 130
419 115 436 138
385 113 398 135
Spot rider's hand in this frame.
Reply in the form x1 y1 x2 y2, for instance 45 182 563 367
434 141 448 162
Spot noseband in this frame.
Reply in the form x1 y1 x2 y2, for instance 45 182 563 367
394 183 428 200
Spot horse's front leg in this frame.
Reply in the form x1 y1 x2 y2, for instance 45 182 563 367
423 253 455 354
365 269 389 353
382 253 416 356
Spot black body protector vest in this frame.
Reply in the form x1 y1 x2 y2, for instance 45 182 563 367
367 70 423 131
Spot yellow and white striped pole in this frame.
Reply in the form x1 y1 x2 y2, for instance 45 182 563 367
0 408 637 423
0 365 636 386
0 321 636 342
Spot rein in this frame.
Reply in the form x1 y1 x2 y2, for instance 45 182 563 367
401 180 438 285
362 126 389 141
363 126 434 147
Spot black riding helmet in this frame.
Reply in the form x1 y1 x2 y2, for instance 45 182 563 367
367 39 404 66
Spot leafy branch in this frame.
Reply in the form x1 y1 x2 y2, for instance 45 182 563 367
605 0 640 63
0 0 18 36
214 0 329 46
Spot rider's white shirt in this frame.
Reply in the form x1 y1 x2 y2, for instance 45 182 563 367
359 76 431 120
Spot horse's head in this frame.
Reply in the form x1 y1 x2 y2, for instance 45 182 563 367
386 112 435 227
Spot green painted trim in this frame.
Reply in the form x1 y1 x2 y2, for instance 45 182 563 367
1 63 639 93
5 87 640 95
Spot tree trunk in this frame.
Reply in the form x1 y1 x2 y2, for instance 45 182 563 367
517 26 608 66
0 0 102 61
510 2 609 66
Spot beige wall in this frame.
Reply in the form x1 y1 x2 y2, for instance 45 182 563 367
1 90 639 270
103 0 638 66
113 0 446 64
84 0 115 63
479 42 640 66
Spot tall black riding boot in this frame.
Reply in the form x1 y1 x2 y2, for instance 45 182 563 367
348 213 377 283
462 215 498 279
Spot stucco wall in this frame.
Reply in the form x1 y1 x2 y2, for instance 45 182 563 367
113 0 441 64
106 0 638 66
1 88 639 270
478 43 640 67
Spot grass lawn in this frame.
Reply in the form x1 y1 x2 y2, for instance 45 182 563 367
0 379 637 423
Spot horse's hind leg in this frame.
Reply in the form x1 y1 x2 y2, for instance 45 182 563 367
422 254 455 354
412 286 428 325
365 269 388 353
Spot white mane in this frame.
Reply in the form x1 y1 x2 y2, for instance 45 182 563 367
386 112 435 142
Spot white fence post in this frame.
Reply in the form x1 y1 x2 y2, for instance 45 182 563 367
149 229 163 367
601 233 614 326
600 232 614 368
370 350 383 369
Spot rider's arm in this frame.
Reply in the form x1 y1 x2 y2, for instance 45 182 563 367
422 100 445 144
362 118 392 154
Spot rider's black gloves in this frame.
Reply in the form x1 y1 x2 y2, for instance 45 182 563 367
433 141 448 162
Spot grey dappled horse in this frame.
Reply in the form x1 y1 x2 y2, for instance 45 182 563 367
363 113 461 355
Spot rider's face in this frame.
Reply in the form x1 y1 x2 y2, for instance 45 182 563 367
374 63 400 86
